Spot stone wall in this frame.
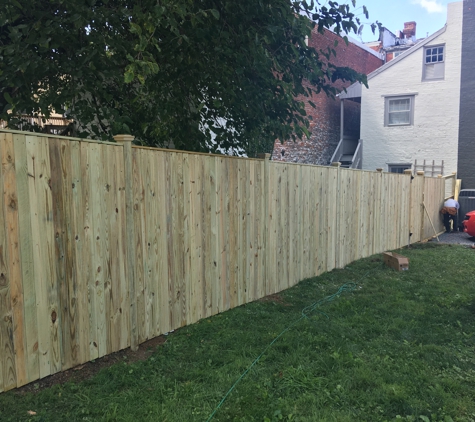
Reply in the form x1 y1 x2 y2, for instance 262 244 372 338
272 28 383 164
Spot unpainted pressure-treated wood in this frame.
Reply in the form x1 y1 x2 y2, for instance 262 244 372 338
80 142 96 361
14 134 39 384
4 134 28 387
0 129 449 394
209 157 220 312
49 138 75 371
69 140 89 364
255 159 266 301
327 165 339 271
316 167 327 276
116 135 138 352
0 132 17 392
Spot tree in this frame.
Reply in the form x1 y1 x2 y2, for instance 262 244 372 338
0 0 375 156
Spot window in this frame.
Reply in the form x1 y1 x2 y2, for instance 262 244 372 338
388 163 412 174
385 96 414 126
423 45 445 81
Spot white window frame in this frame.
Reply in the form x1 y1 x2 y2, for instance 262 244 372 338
388 163 412 174
384 95 415 127
423 44 445 81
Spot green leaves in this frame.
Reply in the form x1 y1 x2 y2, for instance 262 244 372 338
124 69 135 84
0 0 371 156
3 92 13 104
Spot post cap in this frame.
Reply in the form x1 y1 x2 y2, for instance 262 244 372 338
417 171 424 176
113 134 135 143
403 169 412 175
257 153 271 160
331 162 341 167
376 168 383 172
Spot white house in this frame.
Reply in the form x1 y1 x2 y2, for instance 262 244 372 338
336 0 475 188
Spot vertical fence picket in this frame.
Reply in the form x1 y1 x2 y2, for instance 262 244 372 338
0 132 17 392
14 135 39 384
4 134 28 387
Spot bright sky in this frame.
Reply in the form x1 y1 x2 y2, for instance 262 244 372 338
350 0 454 42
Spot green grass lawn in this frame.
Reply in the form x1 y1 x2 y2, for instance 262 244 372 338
1 244 475 422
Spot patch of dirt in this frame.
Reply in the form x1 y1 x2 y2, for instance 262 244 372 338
14 335 169 395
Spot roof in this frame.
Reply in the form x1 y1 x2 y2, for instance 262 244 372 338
346 35 383 59
338 25 447 99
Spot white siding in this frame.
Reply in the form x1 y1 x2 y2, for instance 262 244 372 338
361 2 463 174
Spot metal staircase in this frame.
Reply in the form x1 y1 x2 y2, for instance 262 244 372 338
329 137 362 169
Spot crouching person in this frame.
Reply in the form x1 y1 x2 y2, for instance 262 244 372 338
440 197 460 233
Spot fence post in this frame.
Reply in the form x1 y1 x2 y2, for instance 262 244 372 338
417 171 425 242
404 169 413 247
113 134 138 352
257 153 270 295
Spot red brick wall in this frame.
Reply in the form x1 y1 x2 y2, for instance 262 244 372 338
272 28 383 164
369 43 381 53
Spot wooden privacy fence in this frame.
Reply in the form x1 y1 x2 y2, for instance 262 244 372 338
0 129 448 392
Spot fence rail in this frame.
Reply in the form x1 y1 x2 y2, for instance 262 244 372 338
0 130 448 392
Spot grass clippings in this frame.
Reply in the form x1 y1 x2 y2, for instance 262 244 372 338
1 244 474 422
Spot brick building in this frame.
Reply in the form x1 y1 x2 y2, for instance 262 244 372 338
271 28 383 165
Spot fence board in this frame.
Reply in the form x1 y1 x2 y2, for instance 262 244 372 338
228 159 239 306
374 172 384 254
154 151 170 335
410 174 423 243
266 163 277 295
244 159 252 301
219 157 230 312
315 167 326 276
204 157 214 314
132 148 145 343
69 141 89 363
105 145 128 350
4 134 28 387
289 165 300 287
50 139 72 371
0 133 16 392
80 142 97 361
176 154 187 328
327 166 338 271
14 135 39 384
248 161 256 301
101 147 115 348
91 144 108 358
255 160 266 301
209 157 220 312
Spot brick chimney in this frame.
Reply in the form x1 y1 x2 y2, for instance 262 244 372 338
403 21 416 39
